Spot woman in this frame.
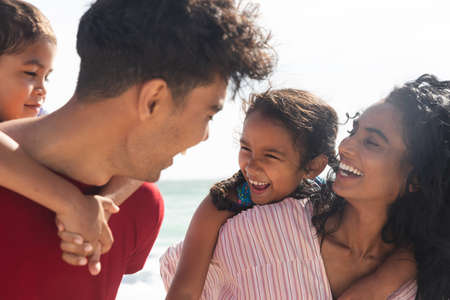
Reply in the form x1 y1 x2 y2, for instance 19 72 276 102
313 73 450 299
161 74 449 299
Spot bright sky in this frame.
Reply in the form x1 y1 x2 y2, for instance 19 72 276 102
30 0 450 180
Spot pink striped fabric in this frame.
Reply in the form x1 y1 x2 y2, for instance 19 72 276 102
160 198 417 299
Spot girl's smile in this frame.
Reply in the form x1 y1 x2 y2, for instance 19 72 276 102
239 111 307 205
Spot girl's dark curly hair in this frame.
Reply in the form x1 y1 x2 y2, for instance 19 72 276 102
0 0 56 55
313 74 450 300
211 88 338 211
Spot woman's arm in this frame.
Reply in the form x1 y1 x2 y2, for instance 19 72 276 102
338 248 416 300
165 195 234 300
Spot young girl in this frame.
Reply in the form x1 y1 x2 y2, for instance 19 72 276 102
161 89 416 299
0 0 144 275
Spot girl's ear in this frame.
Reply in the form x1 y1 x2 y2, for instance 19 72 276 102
305 154 328 179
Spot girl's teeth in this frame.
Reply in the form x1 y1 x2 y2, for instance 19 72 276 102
249 179 268 186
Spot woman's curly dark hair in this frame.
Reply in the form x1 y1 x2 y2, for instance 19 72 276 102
313 74 450 299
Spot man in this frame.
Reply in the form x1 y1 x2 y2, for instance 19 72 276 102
0 0 274 299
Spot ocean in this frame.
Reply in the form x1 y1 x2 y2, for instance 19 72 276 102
116 179 218 300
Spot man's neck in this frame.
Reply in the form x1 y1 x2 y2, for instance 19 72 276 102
1 97 129 186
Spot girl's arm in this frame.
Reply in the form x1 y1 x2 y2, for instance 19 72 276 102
165 195 234 300
338 248 416 300
0 130 119 272
99 175 143 206
0 130 116 242
58 176 143 275
55 177 143 276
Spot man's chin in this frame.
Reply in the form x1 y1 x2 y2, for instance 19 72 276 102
144 159 173 182
146 171 161 183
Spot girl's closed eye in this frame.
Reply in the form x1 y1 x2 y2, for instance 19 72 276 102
24 71 37 77
240 145 251 152
265 153 280 160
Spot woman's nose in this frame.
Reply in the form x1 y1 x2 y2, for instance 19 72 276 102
338 136 357 158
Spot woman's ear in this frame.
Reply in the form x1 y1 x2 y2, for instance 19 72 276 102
137 79 170 121
305 154 328 179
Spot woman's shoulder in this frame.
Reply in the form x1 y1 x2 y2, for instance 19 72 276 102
387 280 417 300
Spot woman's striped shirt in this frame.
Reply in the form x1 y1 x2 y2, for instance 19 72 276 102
160 198 417 299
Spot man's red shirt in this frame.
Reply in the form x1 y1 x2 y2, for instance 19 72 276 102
0 181 164 300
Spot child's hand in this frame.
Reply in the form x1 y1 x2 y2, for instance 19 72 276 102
55 195 119 275
57 194 119 250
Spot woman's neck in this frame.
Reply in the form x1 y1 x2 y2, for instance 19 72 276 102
326 201 393 260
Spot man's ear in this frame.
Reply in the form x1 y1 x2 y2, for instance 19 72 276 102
304 154 328 179
137 79 170 121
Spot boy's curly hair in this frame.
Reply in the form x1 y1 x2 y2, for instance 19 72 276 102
75 0 276 101
0 0 56 55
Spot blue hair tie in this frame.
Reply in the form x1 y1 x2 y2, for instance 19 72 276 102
236 181 253 207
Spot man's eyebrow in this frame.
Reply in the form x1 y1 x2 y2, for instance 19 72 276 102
366 127 389 143
23 59 44 69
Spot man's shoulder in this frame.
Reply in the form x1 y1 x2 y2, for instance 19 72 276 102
111 182 165 274
116 182 164 229
124 182 163 209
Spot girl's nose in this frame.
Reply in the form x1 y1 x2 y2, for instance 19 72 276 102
245 157 261 175
34 79 47 98
202 128 209 141
35 87 46 97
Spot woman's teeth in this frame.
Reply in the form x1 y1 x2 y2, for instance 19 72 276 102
339 162 363 176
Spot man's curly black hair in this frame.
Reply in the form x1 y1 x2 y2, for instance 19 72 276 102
75 0 275 101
